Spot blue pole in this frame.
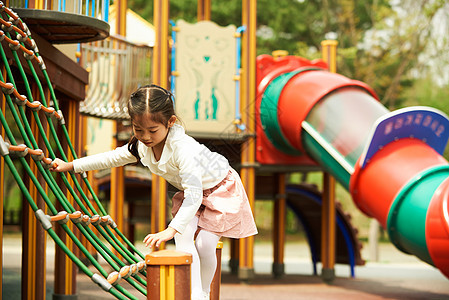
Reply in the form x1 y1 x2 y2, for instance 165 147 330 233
104 0 110 22
91 0 96 17
235 26 246 131
169 20 177 104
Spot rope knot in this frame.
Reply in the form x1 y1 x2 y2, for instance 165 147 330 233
107 271 121 286
70 211 83 224
119 266 132 279
1 82 14 95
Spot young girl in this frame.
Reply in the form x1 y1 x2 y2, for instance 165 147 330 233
51 84 258 300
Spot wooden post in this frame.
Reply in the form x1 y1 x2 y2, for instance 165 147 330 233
229 239 239 275
0 66 5 298
146 250 192 300
273 173 286 278
54 100 79 298
21 85 48 300
210 241 223 300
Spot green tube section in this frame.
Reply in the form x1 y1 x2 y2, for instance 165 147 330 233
387 165 449 265
261 71 389 187
260 68 321 155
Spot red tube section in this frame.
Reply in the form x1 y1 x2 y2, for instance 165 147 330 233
256 54 449 279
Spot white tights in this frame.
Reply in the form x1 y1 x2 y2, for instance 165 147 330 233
174 216 221 299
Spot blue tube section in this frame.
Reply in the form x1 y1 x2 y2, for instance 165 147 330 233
287 186 357 277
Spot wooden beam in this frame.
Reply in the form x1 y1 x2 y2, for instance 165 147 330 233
3 32 88 101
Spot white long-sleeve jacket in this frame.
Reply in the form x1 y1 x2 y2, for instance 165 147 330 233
73 123 230 234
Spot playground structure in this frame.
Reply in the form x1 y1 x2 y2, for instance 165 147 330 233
1 0 449 299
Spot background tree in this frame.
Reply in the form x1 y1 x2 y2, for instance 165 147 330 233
127 0 449 119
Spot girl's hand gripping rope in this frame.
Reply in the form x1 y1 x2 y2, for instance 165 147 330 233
143 227 178 249
50 158 74 173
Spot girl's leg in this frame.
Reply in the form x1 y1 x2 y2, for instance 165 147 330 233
174 216 203 299
195 230 221 297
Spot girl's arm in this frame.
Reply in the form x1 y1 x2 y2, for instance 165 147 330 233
50 158 74 172
50 145 138 174
167 149 204 235
72 144 137 173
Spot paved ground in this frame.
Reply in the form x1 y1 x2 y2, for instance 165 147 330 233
3 236 449 299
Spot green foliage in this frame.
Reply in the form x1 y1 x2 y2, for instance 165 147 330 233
130 1 446 92
127 0 449 138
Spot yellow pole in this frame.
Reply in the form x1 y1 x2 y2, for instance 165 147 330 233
320 39 338 282
151 0 170 245
238 0 257 281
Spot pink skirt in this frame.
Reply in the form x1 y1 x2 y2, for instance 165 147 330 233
171 168 258 238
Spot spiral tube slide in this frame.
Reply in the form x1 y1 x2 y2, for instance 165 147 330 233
256 55 449 279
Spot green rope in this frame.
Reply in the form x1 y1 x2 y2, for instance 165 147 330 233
0 94 145 297
0 69 147 289
30 38 145 261
2 154 129 300
0 8 156 297
0 25 147 297
3 33 145 267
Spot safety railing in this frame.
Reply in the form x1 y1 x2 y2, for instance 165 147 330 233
79 34 152 119
8 0 110 22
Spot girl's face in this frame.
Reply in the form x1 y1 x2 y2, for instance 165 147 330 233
132 113 176 149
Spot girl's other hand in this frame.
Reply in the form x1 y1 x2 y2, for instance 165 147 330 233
50 158 74 173
143 227 177 249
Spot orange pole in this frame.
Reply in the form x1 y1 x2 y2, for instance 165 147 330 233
110 0 127 248
151 0 170 243
197 0 211 21
116 0 127 37
321 173 336 282
238 0 257 281
320 40 338 282
273 173 286 278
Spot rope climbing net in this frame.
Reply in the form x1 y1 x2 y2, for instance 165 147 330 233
0 3 148 299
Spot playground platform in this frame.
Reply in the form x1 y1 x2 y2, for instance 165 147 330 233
3 235 449 299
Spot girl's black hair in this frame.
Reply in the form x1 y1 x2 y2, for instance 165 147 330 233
127 84 176 160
